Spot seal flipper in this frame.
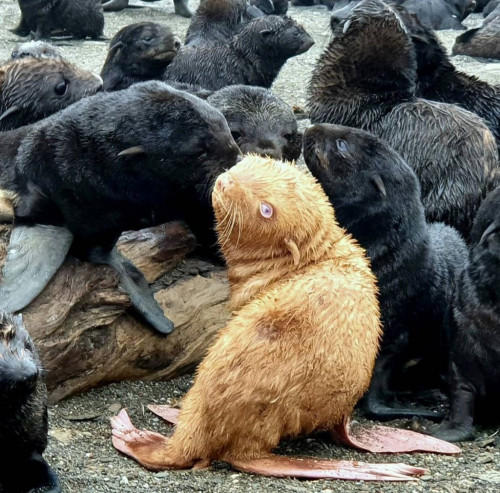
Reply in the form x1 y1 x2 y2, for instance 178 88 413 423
0 225 73 313
89 246 174 335
229 456 426 481
331 417 461 455
147 404 180 424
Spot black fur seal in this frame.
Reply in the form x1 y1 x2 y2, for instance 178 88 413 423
303 123 469 421
0 81 240 335
432 187 500 442
15 0 104 40
0 57 103 131
185 0 264 48
207 85 301 161
0 313 61 493
392 6 500 153
452 4 500 60
309 0 499 237
102 0 192 17
164 15 314 90
101 22 181 92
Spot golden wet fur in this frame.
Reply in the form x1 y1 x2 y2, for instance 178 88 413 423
143 155 381 468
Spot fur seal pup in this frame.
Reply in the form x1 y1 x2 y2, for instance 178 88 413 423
102 0 192 17
185 0 264 48
111 155 459 480
16 0 104 40
432 187 500 442
303 123 468 421
101 22 181 92
0 57 103 131
11 41 62 60
164 16 314 90
400 0 466 30
207 85 301 161
452 5 500 60
0 81 240 335
309 0 499 237
0 313 61 493
391 6 500 152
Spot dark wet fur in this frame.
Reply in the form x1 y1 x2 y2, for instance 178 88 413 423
207 85 301 161
0 81 240 251
453 5 500 59
395 5 500 152
164 15 314 90
0 313 60 493
16 0 104 40
308 0 499 237
303 123 468 420
433 187 500 442
0 57 103 131
101 22 181 92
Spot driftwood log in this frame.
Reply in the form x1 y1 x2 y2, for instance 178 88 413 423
0 222 230 403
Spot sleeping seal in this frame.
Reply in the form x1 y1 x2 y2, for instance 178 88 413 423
303 123 468 421
0 81 240 335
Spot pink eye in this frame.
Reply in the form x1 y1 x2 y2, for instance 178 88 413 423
260 203 273 218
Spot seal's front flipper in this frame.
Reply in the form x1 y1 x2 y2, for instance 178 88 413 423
230 455 426 481
147 404 180 425
90 246 174 335
0 225 73 313
331 417 461 455
102 0 130 12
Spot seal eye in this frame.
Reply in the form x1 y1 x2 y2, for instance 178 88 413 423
55 79 68 96
336 139 348 153
284 133 294 142
143 36 153 43
260 203 273 219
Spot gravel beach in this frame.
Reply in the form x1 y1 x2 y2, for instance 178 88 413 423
0 1 499 492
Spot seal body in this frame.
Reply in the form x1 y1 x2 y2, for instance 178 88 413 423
0 57 103 131
303 123 468 420
17 0 104 40
308 0 499 237
394 5 500 151
207 85 302 161
101 22 181 92
124 155 381 467
164 16 314 90
452 5 500 60
433 187 500 442
0 313 60 493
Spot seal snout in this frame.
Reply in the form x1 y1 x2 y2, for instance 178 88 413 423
216 173 235 194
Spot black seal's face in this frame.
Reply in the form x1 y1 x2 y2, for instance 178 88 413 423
0 314 40 397
0 58 103 131
207 86 301 162
109 22 181 74
470 188 500 253
303 123 406 208
253 16 314 58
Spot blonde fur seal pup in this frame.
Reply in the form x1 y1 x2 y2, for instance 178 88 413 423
111 155 459 481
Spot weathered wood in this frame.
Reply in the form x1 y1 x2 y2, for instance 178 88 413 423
0 222 230 403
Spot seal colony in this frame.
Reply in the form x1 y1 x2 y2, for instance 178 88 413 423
111 156 459 481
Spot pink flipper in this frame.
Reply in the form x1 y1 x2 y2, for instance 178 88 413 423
230 455 426 481
110 409 172 471
147 404 180 425
331 417 461 455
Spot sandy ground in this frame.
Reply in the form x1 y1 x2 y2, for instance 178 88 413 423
0 1 499 492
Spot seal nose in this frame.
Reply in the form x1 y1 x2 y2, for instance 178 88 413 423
217 174 235 193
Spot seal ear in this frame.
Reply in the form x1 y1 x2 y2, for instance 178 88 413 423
0 105 21 122
284 238 300 266
260 29 273 37
371 174 386 198
479 222 498 246
108 40 124 53
118 145 146 157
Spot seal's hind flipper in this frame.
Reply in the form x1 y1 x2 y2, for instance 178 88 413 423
331 417 461 455
102 0 133 12
147 404 180 425
90 247 174 335
0 225 73 313
230 455 426 481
